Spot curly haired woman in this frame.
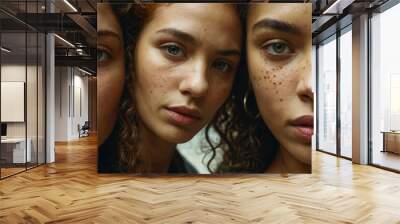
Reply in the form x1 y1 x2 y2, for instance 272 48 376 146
213 3 313 174
98 3 245 173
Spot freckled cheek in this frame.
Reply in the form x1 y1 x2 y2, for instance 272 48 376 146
137 48 177 95
139 66 175 97
252 66 286 91
251 66 292 104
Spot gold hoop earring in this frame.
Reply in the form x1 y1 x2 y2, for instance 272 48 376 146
243 90 260 119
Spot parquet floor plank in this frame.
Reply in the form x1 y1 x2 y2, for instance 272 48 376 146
0 135 399 223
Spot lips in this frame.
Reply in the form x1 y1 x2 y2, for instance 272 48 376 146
165 106 202 126
290 115 314 142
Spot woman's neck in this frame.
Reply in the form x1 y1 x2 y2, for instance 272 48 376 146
138 122 176 173
266 145 310 174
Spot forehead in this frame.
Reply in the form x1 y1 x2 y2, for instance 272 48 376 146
141 3 242 49
97 4 120 33
248 3 311 31
148 3 239 30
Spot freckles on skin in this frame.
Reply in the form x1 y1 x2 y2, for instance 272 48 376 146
141 74 170 104
258 65 289 103
150 68 170 96
252 52 292 103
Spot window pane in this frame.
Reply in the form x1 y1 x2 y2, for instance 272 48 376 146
340 28 352 158
318 36 337 155
371 3 400 171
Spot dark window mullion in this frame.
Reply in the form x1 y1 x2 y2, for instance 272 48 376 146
367 10 373 165
0 25 2 179
316 44 319 150
24 0 28 171
36 0 39 168
336 28 341 157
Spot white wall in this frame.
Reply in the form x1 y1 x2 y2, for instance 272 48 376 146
55 66 69 141
54 66 89 141
73 73 89 137
1 65 26 141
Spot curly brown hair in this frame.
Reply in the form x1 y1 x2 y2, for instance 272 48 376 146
204 4 280 174
109 3 249 173
207 57 279 173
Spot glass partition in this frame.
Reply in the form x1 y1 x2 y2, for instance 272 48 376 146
0 0 46 179
1 31 28 177
317 35 337 155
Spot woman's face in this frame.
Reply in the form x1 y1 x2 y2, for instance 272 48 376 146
247 4 313 164
134 4 242 143
97 4 125 145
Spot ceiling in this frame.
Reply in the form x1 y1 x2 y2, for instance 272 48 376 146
0 0 395 74
310 0 389 43
0 0 96 74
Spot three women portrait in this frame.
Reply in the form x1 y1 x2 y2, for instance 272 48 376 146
97 2 313 174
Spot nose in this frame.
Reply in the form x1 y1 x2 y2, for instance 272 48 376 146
296 64 313 103
178 59 209 98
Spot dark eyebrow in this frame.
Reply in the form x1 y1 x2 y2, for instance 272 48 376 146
217 49 241 57
97 30 122 42
252 18 302 35
156 28 195 43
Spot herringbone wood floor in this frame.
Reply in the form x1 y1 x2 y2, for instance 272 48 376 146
0 135 399 223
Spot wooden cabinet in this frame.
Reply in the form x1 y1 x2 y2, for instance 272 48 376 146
382 132 400 154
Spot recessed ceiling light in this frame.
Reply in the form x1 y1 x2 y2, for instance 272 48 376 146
63 0 78 12
1 47 11 53
78 67 93 76
54 34 75 48
323 0 355 15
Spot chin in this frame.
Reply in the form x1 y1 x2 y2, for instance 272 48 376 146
285 142 312 165
158 127 197 144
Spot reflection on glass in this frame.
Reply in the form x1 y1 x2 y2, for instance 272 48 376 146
318 36 337 154
340 28 352 158
1 32 27 177
0 0 46 178
371 3 400 171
